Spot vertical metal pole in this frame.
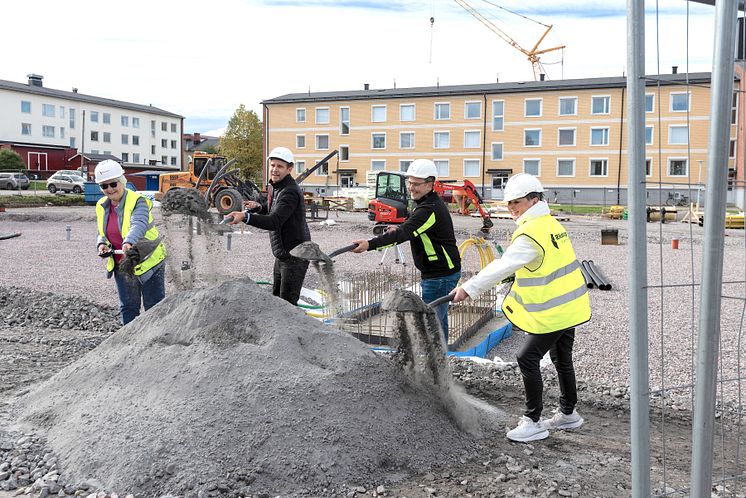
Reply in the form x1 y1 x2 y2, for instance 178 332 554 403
627 1 650 496
691 1 738 494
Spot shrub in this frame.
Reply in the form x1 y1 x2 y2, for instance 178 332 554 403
0 149 25 171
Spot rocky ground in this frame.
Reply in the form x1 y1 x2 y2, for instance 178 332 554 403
0 205 745 497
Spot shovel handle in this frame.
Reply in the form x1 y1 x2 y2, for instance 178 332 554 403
428 293 455 308
327 243 359 259
99 249 125 258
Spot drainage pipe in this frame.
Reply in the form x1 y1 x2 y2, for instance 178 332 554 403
578 261 595 289
587 260 612 290
581 260 601 288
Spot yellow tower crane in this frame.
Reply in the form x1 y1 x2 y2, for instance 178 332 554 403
453 0 565 80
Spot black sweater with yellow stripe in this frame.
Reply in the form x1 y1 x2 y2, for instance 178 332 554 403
367 190 461 278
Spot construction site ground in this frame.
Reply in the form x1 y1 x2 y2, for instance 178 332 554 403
1 206 745 497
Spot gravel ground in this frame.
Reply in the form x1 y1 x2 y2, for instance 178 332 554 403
1 205 745 497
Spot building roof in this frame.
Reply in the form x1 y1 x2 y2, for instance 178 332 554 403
262 72 716 105
68 152 121 162
0 78 183 118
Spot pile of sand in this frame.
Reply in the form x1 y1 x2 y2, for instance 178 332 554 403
16 278 492 497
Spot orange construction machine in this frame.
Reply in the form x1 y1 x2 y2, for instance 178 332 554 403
368 171 494 234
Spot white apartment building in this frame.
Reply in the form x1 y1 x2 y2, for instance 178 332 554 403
0 74 183 172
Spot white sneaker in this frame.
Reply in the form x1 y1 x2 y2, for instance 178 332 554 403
506 415 549 442
545 408 584 430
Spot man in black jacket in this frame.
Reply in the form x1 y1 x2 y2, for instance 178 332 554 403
226 147 310 305
352 159 461 343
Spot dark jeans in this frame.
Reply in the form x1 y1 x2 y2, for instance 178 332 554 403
273 256 309 305
516 327 577 422
420 271 461 344
113 265 166 325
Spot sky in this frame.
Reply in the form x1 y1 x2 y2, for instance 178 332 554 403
2 1 720 135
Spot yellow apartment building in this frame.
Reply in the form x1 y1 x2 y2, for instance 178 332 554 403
262 72 739 206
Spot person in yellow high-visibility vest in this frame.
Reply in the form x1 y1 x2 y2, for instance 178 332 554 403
94 160 166 325
453 173 591 443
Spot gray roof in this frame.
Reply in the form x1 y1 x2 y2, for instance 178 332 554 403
0 78 183 118
69 152 121 162
263 72 716 104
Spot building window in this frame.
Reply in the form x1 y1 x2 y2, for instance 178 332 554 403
59 106 65 119
399 159 412 172
296 135 305 149
21 123 31 135
91 150 99 154
590 127 609 146
121 152 129 162
523 159 540 176
171 140 177 149
645 126 653 145
316 134 329 150
171 123 177 133
103 113 111 124
21 101 31 113
132 136 139 146
669 125 689 145
559 97 577 116
161 139 168 148
42 104 55 117
434 102 450 120
162 155 168 164
524 129 541 147
491 142 503 160
296 108 306 123
91 131 99 142
465 101 481 119
171 156 177 165
371 160 386 171
645 94 654 113
646 158 653 176
492 100 504 131
371 105 387 123
90 111 99 122
340 145 349 161
732 91 739 125
668 158 688 176
400 132 415 149
161 122 168 131
70 137 76 148
591 96 610 114
42 126 54 138
524 98 542 117
590 158 608 176
133 153 140 163
464 130 481 148
434 160 449 177
558 128 576 146
69 108 76 129
103 151 111 156
151 145 156 154
133 117 140 128
295 160 306 174
434 131 450 149
400 104 415 121
730 139 737 159
557 159 575 177
464 159 480 177
670 92 690 112
372 132 386 149
122 116 129 127
103 132 111 143
315 107 330 124
317 161 329 175
122 134 129 145
60 127 65 139
340 107 350 135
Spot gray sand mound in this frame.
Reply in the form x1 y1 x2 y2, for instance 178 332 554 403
16 278 484 497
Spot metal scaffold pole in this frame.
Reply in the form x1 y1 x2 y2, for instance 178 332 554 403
691 0 739 494
626 1 651 496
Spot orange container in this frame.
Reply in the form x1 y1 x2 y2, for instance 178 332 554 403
671 238 679 250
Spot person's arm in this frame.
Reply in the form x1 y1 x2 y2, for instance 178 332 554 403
244 189 300 231
365 205 432 251
122 198 150 246
453 235 543 302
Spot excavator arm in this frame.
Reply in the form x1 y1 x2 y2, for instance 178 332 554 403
434 180 493 234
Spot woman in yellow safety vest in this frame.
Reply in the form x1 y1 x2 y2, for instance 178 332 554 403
94 160 166 325
453 173 591 443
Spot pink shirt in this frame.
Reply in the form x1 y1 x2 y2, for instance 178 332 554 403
105 203 124 264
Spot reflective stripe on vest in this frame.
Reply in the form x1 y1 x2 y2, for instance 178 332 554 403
508 282 588 312
517 260 581 287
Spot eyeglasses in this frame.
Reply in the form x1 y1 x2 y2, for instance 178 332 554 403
99 181 119 190
406 180 428 187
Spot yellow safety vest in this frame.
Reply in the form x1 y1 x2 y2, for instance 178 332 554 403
501 214 591 334
96 191 166 276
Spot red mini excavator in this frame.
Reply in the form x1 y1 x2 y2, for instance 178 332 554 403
367 172 494 235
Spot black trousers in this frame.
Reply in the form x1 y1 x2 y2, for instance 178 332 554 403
516 327 577 422
272 256 309 305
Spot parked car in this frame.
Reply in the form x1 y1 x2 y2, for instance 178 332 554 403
51 169 85 179
0 172 30 190
47 174 85 194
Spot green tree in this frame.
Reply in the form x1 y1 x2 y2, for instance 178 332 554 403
0 149 25 171
201 144 219 154
220 104 263 181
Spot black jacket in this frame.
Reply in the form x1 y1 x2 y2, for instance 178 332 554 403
245 174 310 259
368 190 461 278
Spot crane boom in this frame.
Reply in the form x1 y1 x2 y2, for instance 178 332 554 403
453 0 565 80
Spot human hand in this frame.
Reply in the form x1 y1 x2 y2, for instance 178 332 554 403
122 242 133 252
224 211 246 225
351 240 369 253
243 200 260 211
452 287 471 303
385 226 398 234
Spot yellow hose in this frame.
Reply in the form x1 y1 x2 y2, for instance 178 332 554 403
458 236 497 270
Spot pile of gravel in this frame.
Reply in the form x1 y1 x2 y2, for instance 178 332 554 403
15 278 499 497
0 286 119 332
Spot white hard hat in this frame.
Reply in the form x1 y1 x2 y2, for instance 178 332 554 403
503 173 544 202
267 146 294 164
405 159 438 180
94 160 125 184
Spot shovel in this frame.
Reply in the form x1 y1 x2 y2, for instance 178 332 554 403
100 238 163 275
290 241 358 264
